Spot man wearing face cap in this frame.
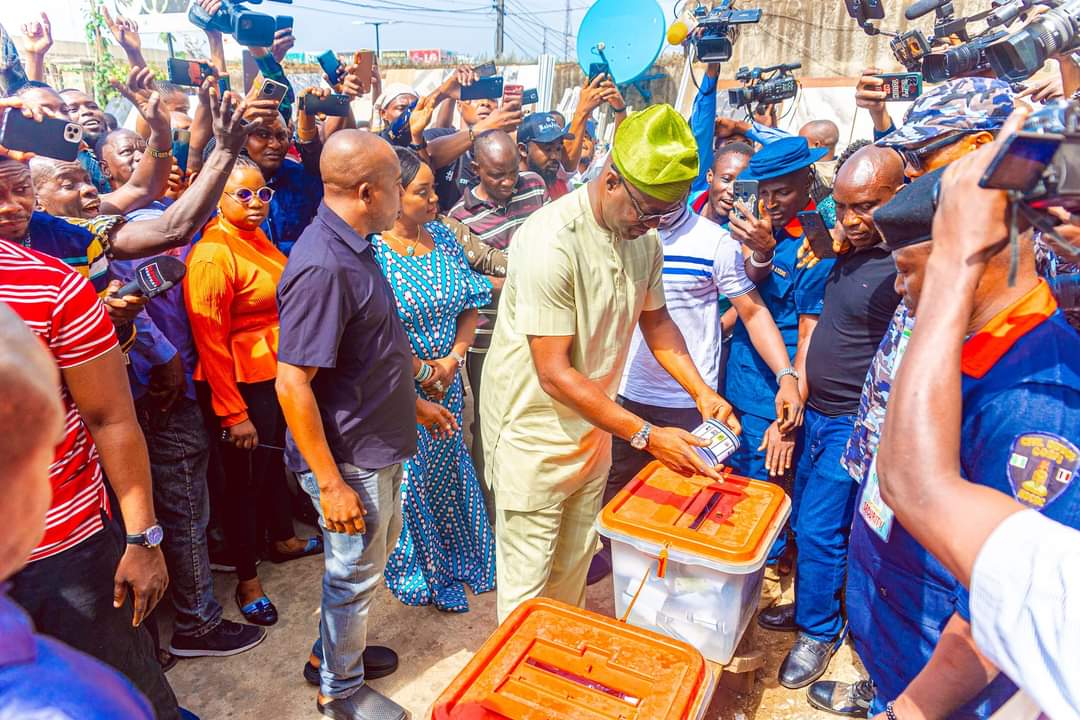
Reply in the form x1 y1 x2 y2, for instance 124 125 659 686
480 104 741 621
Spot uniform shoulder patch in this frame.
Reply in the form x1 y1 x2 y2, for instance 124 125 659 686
1008 433 1079 510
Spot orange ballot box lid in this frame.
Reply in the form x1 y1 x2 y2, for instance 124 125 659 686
598 463 790 571
431 598 711 720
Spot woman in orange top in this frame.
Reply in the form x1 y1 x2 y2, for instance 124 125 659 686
185 159 321 626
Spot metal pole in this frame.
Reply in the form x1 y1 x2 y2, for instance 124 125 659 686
495 0 505 58
563 0 571 60
374 23 381 57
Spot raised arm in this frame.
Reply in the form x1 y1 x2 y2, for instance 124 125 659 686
100 68 173 215
107 87 257 259
19 13 52 83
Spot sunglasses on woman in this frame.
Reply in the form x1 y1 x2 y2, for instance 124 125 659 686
226 186 275 205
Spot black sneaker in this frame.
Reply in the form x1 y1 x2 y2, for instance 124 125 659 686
169 619 267 658
807 679 876 717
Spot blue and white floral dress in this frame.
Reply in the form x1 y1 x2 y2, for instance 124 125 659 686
374 220 495 612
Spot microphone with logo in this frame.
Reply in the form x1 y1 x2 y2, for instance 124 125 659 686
111 256 187 300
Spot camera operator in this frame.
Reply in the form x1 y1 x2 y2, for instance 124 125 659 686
865 108 1080 720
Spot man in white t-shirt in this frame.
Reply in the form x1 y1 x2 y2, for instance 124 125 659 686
590 205 802 581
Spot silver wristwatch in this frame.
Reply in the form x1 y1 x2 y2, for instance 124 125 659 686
630 422 653 450
450 351 466 369
776 367 800 384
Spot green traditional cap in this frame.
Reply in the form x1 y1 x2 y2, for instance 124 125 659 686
611 104 699 203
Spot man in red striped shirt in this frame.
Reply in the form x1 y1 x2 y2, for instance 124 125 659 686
0 239 180 719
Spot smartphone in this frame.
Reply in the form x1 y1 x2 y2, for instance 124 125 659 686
275 15 293 30
258 78 289 106
316 49 344 86
300 93 351 117
503 83 524 102
522 88 540 105
474 61 497 78
979 132 1063 193
0 109 82 162
732 179 759 219
168 58 215 87
875 72 923 101
798 210 836 259
171 128 191 173
461 76 504 101
588 62 611 83
354 50 375 94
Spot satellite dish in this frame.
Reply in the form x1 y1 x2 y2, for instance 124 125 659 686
576 0 666 85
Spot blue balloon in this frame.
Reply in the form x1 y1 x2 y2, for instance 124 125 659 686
576 0 667 85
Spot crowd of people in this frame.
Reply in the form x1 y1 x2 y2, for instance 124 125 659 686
0 4 1078 720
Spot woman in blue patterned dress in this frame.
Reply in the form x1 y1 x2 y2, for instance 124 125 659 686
375 147 495 613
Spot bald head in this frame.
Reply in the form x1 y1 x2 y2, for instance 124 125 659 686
321 130 398 192
800 120 840 160
474 130 517 166
833 145 906 250
320 130 402 235
0 303 63 580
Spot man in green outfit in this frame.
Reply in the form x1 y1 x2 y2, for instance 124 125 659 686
481 104 743 621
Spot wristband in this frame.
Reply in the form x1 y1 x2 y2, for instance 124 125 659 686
449 351 466 369
146 146 172 159
610 104 627 114
415 362 434 383
776 367 799 385
748 251 774 268
885 702 898 720
468 126 476 143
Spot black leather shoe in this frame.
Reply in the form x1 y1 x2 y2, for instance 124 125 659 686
757 602 797 632
317 685 408 720
779 633 840 689
587 546 612 585
807 679 875 717
305 646 400 686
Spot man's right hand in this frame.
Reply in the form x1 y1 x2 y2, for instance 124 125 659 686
647 426 722 480
475 104 523 134
578 74 611 116
102 7 141 57
320 480 367 535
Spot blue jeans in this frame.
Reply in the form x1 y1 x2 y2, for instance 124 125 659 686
791 408 860 642
727 409 802 562
136 395 222 638
298 463 403 699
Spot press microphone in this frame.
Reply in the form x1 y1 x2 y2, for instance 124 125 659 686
905 0 950 20
112 256 187 299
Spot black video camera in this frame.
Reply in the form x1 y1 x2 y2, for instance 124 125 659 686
689 0 762 64
188 0 293 48
980 100 1080 212
922 30 1007 82
986 0 1080 82
729 62 800 112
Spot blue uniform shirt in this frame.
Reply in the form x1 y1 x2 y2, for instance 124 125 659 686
263 157 324 257
724 220 834 419
848 280 1080 717
0 590 154 719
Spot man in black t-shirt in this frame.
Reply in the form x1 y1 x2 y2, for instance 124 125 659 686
760 145 906 689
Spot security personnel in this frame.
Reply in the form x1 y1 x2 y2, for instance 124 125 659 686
811 168 1080 719
724 136 834 562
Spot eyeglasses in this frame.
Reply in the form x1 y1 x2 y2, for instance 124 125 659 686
226 186 275 205
615 169 687 227
895 131 971 174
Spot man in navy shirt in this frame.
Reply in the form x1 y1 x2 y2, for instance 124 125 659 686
0 304 154 720
277 130 429 720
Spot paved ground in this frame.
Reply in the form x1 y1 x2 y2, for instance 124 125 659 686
165 549 865 719
167 389 865 719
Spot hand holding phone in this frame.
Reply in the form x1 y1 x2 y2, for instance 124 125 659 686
168 58 215 87
300 93 351 117
316 50 345 87
461 76 504 101
798 210 837 259
732 179 760 220
0 107 81 162
258 78 289 107
522 88 540 105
